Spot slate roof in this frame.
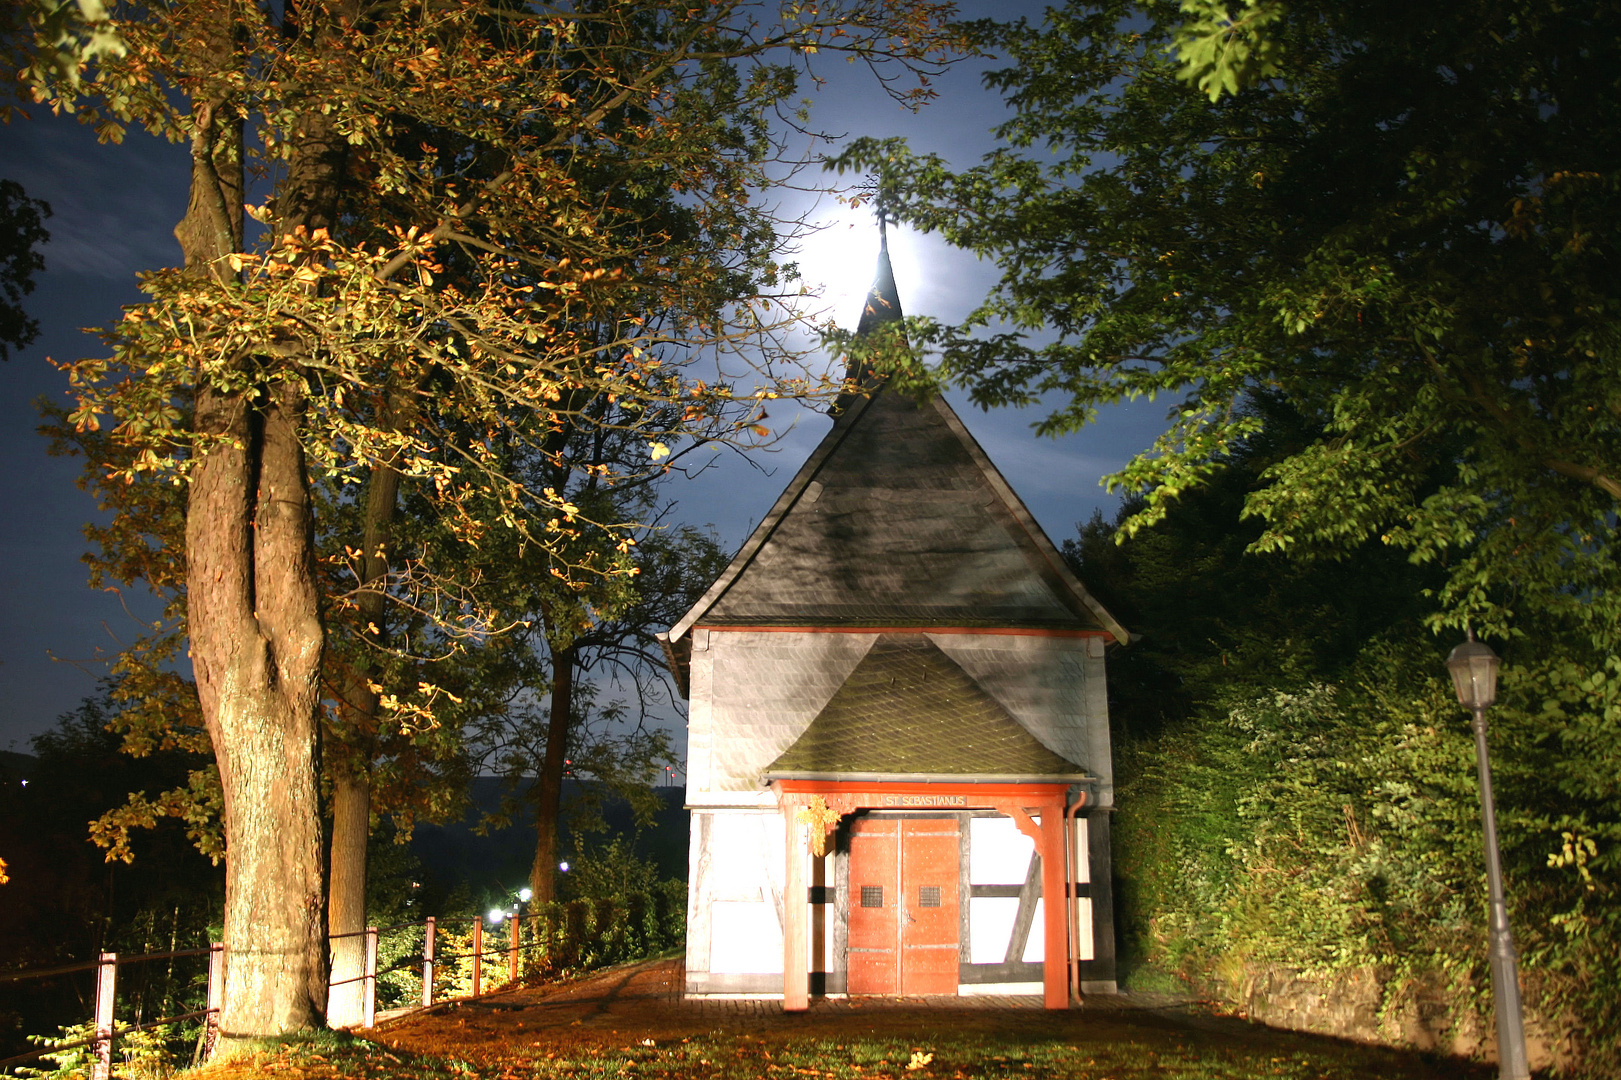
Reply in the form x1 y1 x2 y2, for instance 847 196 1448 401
763 634 1087 780
660 238 1128 686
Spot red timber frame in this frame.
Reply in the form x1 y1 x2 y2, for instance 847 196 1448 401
772 779 1085 1011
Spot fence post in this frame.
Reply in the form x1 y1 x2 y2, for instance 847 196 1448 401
362 927 378 1029
508 912 520 984
205 943 224 1058
471 917 483 998
92 952 116 1080
421 917 436 1008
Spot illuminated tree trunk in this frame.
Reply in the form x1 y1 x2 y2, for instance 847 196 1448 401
529 642 575 904
188 375 327 1039
325 760 369 1027
177 19 345 1033
326 460 401 1028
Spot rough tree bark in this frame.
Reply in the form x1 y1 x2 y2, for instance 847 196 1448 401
528 640 575 904
176 5 348 1037
188 377 327 1038
326 459 402 1029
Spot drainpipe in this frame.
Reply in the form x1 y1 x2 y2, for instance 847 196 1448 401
1065 793 1086 1004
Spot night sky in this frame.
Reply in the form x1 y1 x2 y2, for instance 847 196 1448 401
0 1 1167 756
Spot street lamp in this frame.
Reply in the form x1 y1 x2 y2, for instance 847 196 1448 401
1446 633 1530 1080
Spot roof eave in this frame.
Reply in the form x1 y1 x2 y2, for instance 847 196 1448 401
763 770 1093 784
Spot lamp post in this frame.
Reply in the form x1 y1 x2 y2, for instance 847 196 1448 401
1446 634 1530 1080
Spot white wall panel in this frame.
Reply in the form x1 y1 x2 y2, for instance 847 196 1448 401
969 897 1020 964
970 816 1034 884
710 901 783 973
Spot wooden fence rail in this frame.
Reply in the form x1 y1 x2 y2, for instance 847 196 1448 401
3 894 677 1076
0 945 222 1080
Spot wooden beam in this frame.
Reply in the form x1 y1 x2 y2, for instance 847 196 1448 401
784 808 809 1012
694 624 1114 640
1040 810 1069 1010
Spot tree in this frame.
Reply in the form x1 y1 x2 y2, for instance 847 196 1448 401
473 504 728 905
15 0 966 1041
833 0 1621 654
1063 393 1442 740
833 7 1621 1060
0 177 49 361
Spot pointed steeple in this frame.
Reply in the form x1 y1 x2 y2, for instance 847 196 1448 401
841 203 904 397
855 214 903 337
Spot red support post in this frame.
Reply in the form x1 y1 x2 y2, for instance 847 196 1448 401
1041 809 1069 1010
421 917 436 1008
471 917 483 998
91 952 116 1080
362 927 378 1028
205 943 223 1057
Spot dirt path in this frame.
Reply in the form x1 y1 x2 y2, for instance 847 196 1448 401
368 958 1485 1079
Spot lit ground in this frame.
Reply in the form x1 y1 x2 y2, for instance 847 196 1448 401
200 959 1491 1080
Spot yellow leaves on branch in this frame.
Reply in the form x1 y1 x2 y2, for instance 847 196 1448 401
377 682 462 734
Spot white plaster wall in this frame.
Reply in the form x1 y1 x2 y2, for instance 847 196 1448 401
685 809 787 978
686 630 1113 805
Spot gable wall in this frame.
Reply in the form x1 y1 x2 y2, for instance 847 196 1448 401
683 629 1112 808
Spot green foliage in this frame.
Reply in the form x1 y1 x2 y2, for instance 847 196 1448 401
1092 543 1621 1070
1059 414 1621 1071
832 0 1621 655
1112 643 1621 1072
1063 394 1440 738
17 1020 182 1080
0 176 50 361
1170 0 1285 102
423 884 682 1000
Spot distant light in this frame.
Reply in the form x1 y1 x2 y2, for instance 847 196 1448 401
20 779 27 787
517 887 532 902
487 908 504 924
558 861 570 872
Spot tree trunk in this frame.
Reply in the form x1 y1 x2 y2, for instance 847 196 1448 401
175 14 345 1035
326 459 401 1028
324 760 370 1028
188 378 327 1040
529 642 575 904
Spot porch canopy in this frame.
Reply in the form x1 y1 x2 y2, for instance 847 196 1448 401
764 633 1092 1011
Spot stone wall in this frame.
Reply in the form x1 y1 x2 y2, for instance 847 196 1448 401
1199 964 1580 1074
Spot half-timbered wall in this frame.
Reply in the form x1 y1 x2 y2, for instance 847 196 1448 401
684 806 1110 996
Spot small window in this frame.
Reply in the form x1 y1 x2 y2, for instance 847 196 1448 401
860 885 884 908
918 886 942 908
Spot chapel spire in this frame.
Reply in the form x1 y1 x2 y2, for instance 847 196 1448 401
855 202 903 338
841 196 904 400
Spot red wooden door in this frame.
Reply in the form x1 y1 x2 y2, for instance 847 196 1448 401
899 818 960 994
847 818 899 993
847 817 960 996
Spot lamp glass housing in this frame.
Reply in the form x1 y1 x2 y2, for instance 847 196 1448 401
1446 639 1500 710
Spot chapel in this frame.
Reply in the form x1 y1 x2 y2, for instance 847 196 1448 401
658 230 1127 1009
